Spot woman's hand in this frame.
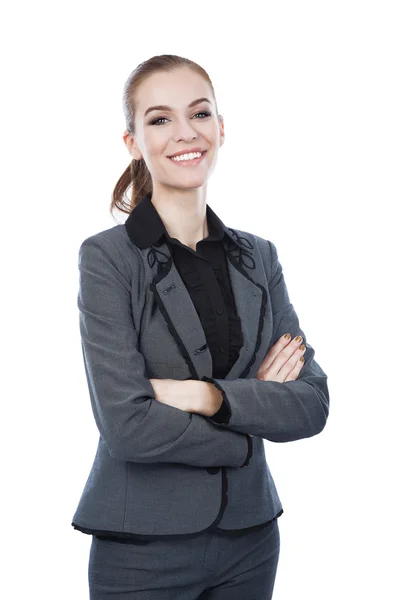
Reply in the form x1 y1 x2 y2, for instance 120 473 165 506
256 333 306 383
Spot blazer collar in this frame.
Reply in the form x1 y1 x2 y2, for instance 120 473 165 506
124 192 240 250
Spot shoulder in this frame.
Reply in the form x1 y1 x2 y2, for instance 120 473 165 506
78 223 143 278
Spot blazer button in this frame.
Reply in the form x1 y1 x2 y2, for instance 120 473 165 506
206 467 220 474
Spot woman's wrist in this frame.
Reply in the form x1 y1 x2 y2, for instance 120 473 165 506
199 381 223 417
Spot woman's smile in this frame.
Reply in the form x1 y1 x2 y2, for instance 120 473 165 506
167 150 207 167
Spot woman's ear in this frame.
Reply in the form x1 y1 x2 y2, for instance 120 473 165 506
122 130 142 160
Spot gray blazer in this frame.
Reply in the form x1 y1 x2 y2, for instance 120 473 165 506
71 220 329 536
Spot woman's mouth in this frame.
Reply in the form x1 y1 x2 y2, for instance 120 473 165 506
167 151 207 167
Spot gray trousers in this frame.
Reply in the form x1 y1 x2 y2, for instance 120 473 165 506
88 519 280 599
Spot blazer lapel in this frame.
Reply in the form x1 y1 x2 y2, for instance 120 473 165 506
148 230 271 381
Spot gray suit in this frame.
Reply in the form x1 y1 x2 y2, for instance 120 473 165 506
71 218 329 538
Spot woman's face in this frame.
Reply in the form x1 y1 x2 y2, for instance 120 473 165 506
123 67 225 189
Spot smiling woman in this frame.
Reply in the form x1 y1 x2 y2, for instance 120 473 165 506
70 52 329 600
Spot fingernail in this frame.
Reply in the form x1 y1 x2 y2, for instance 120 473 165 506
294 335 302 343
284 333 291 340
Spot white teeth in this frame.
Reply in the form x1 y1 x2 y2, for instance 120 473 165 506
170 152 203 162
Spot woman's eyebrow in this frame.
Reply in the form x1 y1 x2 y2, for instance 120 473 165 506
144 97 212 117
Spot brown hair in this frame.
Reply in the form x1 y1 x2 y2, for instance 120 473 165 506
110 54 219 219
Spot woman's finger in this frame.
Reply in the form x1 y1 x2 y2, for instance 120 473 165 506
273 344 305 380
257 333 293 374
282 355 305 382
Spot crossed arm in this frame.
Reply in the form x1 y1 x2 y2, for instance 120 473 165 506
149 378 222 417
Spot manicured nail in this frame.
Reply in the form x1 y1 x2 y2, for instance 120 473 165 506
284 333 291 340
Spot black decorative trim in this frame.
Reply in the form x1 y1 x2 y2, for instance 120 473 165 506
206 467 229 528
214 508 284 536
226 228 256 270
240 435 253 468
72 508 284 543
147 239 171 275
71 522 154 544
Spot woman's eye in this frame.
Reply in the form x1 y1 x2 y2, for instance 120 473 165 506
150 111 211 126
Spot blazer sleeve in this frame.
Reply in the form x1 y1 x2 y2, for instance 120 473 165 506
203 239 330 442
77 235 250 467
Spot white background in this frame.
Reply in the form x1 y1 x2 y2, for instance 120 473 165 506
1 1 399 598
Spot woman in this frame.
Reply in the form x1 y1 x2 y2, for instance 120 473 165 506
71 54 330 599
